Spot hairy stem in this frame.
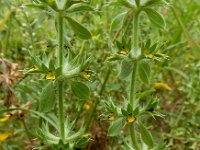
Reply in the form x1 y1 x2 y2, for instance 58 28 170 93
129 12 141 150
57 11 65 141
130 124 140 150
130 62 138 107
133 13 139 51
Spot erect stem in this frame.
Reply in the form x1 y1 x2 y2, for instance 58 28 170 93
133 12 139 51
58 12 64 68
129 62 140 150
129 11 141 150
130 61 138 107
57 11 65 141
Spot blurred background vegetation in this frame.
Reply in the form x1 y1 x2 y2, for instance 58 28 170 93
0 0 199 149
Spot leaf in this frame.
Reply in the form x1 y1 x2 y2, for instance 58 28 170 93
139 122 154 148
0 108 57 129
39 82 56 113
110 12 126 31
138 60 151 85
0 9 13 32
108 118 123 136
71 81 90 99
68 4 94 12
25 3 47 10
144 8 165 29
117 0 135 9
137 89 156 100
65 16 91 39
164 67 188 80
142 0 166 7
119 59 133 79
135 0 140 7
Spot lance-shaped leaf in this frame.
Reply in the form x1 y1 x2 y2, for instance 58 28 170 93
65 0 84 9
139 121 154 148
138 60 151 85
135 0 140 7
37 0 58 11
39 82 56 113
111 12 127 31
142 0 167 7
67 4 94 13
71 81 90 99
118 58 134 79
108 118 123 136
65 16 91 39
117 0 135 9
25 4 47 10
144 8 165 29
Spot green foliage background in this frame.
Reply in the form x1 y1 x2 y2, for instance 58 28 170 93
0 0 200 149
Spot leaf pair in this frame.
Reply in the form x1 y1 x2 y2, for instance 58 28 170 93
39 81 90 113
119 59 151 85
108 119 154 149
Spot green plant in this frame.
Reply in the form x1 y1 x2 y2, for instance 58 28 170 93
0 0 199 149
20 0 94 149
106 0 169 149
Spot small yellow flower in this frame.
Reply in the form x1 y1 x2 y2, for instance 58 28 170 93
153 82 172 91
28 65 39 72
45 71 56 80
106 55 117 61
80 71 91 79
144 51 154 59
0 115 10 122
127 114 136 123
119 50 128 55
83 100 93 110
108 113 115 121
0 132 12 142
82 133 91 138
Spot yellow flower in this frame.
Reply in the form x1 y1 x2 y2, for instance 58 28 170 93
0 115 10 122
83 100 93 110
0 132 12 142
45 71 56 80
127 115 136 123
28 65 39 72
119 50 128 55
153 82 172 91
106 55 117 61
80 71 91 79
82 133 91 138
108 113 115 121
144 51 154 59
